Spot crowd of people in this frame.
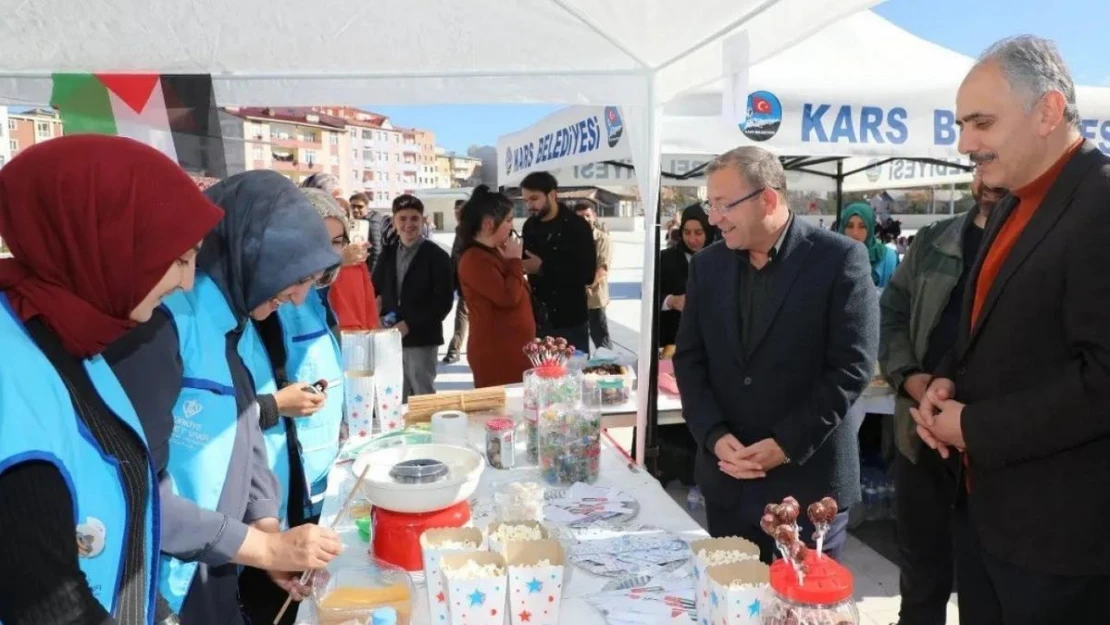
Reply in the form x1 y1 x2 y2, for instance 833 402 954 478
0 30 1105 625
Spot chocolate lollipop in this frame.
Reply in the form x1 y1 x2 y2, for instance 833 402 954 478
809 498 837 558
773 524 797 545
774 501 800 526
760 513 778 536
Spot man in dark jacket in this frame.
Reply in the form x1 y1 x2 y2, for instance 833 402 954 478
519 172 596 350
372 195 454 399
914 36 1110 623
879 172 1003 625
674 146 878 563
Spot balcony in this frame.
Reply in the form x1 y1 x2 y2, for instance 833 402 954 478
402 142 420 153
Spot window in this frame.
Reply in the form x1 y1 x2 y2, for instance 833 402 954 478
363 150 374 161
351 149 359 160
395 154 401 163
363 129 373 140
6 119 14 131
382 173 389 182
330 154 339 166
9 140 17 152
35 121 50 138
304 149 319 166
328 133 339 146
0 155 5 167
252 146 264 161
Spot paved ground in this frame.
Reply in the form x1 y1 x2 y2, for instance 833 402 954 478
428 231 959 625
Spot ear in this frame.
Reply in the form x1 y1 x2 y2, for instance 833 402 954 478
1037 90 1068 136
760 188 778 215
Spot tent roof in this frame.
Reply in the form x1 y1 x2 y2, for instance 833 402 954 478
0 0 879 106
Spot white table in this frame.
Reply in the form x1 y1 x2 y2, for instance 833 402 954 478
296 413 707 625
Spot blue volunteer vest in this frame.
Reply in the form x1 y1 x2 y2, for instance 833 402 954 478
274 290 345 521
158 274 277 613
0 293 160 624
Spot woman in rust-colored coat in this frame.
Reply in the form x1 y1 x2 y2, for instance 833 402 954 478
456 186 535 387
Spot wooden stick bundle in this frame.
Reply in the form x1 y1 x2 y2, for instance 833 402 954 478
404 386 507 423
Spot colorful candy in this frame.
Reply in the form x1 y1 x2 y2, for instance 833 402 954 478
537 403 600 485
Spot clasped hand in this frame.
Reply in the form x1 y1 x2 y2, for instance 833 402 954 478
908 377 966 458
714 434 786 480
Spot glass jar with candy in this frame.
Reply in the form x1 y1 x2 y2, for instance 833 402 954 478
522 337 581 464
537 384 601 485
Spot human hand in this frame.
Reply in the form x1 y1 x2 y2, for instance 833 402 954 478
394 320 410 337
901 372 933 403
267 524 343 571
916 399 966 459
666 294 686 312
737 438 787 472
910 377 955 429
266 570 312 601
521 251 543 274
501 236 524 260
342 241 370 266
275 383 326 417
713 434 766 480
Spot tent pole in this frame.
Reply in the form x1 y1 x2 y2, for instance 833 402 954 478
641 184 663 476
835 159 844 213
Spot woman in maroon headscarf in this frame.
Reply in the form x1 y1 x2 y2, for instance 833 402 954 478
0 135 223 625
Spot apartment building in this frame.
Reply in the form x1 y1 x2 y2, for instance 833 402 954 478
434 147 483 188
223 107 352 190
9 108 63 159
316 106 437 210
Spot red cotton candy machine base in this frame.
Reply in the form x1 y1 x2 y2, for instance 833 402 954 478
372 500 471 571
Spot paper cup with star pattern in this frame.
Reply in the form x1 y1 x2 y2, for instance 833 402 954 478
691 537 761 624
439 551 509 625
343 371 376 439
504 540 564 625
706 561 770 625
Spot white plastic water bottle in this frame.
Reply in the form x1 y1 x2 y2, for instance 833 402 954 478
686 486 702 512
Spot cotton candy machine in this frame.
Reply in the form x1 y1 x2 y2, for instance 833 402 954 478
351 441 485 571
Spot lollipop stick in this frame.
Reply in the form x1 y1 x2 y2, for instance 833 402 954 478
816 533 825 559
272 464 371 624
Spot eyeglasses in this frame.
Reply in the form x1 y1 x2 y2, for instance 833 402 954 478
701 187 767 215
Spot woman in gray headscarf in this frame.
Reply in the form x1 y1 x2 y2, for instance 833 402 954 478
107 171 344 625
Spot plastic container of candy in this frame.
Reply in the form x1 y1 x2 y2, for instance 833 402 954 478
537 386 601 485
761 551 859 625
312 557 414 625
581 362 635 406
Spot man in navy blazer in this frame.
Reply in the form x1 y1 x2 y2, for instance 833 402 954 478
674 146 879 562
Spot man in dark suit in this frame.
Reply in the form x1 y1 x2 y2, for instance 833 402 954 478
912 36 1110 624
674 146 879 562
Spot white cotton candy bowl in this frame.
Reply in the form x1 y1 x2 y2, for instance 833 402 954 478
351 443 484 513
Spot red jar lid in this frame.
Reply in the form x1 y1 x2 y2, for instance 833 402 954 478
769 551 854 605
486 418 515 431
535 365 567 378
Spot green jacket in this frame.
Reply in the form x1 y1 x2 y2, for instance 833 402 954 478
879 212 976 462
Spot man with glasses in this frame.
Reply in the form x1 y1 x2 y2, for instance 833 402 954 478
673 146 879 562
349 192 385 273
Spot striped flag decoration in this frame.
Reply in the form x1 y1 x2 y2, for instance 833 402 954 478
50 73 227 178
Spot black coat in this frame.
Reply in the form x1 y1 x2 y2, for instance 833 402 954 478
658 246 690 347
521 204 597 329
372 240 454 348
674 217 878 513
937 140 1110 576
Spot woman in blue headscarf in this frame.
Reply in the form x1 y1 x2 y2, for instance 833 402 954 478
838 202 899 288
107 171 345 625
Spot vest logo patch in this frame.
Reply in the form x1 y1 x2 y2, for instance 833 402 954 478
182 399 203 419
76 516 106 558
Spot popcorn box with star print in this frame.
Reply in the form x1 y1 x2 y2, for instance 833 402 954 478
439 551 510 625
486 521 549 558
503 540 565 625
369 328 405 432
690 537 761 624
422 528 486 624
705 560 770 625
343 370 376 439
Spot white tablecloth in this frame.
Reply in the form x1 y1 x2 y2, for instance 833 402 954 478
295 414 707 625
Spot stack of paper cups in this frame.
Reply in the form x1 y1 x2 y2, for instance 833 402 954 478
430 410 469 445
340 331 373 372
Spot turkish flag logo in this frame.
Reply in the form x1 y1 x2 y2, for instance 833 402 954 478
751 96 772 115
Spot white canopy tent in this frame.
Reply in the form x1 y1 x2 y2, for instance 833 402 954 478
505 10 1110 193
0 0 884 464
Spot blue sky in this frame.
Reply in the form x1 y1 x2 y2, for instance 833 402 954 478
371 0 1107 154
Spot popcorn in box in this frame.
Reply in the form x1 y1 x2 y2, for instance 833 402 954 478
690 537 761 624
486 521 548 557
440 551 509 625
421 527 485 624
706 560 770 625
504 540 566 625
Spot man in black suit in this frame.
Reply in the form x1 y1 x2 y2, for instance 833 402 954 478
912 35 1110 624
674 146 879 562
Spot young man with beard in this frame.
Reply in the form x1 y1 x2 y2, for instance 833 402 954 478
914 35 1110 623
519 172 596 350
878 171 1004 625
